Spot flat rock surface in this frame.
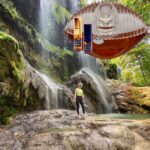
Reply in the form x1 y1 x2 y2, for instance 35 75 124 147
0 110 150 150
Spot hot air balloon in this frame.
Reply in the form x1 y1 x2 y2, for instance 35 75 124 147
65 2 148 59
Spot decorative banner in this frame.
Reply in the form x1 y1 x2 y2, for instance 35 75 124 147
74 17 82 51
84 24 92 53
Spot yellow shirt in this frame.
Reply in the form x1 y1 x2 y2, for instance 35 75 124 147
75 88 84 96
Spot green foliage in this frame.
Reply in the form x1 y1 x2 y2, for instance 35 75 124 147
51 1 71 24
0 31 17 42
120 0 150 26
110 0 150 86
111 40 150 86
41 35 74 58
10 60 24 82
0 0 48 58
0 0 18 19
80 0 87 8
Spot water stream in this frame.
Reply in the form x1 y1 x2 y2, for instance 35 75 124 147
72 0 112 113
38 0 112 113
39 0 52 38
35 71 59 109
80 67 112 113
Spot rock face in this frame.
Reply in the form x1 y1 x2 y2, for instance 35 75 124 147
0 110 150 150
0 32 74 124
0 31 26 124
24 62 74 110
105 80 150 113
0 32 46 124
0 0 80 82
11 0 40 26
67 68 112 114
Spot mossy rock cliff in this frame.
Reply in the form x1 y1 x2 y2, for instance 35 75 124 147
0 32 40 124
0 0 80 82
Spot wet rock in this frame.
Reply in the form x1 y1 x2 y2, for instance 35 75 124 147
67 68 112 113
0 110 150 150
105 79 150 113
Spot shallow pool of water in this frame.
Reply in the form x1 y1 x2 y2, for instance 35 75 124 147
97 113 150 120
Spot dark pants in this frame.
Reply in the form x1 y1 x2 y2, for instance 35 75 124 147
76 96 85 114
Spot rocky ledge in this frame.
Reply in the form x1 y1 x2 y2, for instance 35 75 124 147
105 80 150 113
0 110 150 150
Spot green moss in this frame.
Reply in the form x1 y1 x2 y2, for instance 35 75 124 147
0 31 17 42
10 60 24 82
0 32 26 124
0 32 25 83
51 1 71 24
125 86 150 112
0 96 18 124
25 84 41 110
0 0 75 84
0 0 72 58
0 0 18 19
40 34 74 57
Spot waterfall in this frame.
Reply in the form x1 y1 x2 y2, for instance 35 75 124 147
80 67 112 113
39 0 51 38
38 0 112 112
78 51 100 74
71 0 112 113
25 63 72 110
26 63 60 109
35 71 59 109
77 50 112 113
78 52 112 113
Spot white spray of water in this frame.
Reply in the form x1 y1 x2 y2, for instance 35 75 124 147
78 51 99 74
36 71 59 109
79 67 111 113
78 52 112 113
39 0 51 38
71 0 79 13
26 62 61 110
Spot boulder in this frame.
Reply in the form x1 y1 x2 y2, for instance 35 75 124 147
67 68 112 113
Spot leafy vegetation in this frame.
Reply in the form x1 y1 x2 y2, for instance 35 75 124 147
124 86 150 113
120 0 150 26
110 0 150 86
51 1 71 24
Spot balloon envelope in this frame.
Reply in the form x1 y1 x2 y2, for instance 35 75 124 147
65 2 148 59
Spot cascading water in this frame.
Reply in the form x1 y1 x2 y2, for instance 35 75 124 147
78 51 112 113
26 63 60 109
39 0 71 51
39 0 51 38
80 67 112 113
26 63 73 110
38 0 112 112
35 72 59 109
75 0 112 113
38 0 59 109
78 51 100 74
77 51 112 113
